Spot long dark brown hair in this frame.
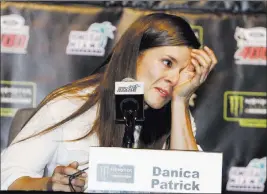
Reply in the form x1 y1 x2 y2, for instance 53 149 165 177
13 13 200 148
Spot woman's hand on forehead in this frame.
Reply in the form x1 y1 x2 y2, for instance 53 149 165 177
172 46 218 101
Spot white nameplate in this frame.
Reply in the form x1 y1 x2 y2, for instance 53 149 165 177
87 147 222 193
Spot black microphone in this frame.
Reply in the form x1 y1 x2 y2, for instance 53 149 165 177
115 78 145 122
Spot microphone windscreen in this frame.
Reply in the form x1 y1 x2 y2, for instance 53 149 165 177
121 77 136 82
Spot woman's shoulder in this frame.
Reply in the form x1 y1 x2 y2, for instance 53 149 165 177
10 85 98 143
46 73 102 111
46 86 97 119
49 86 96 103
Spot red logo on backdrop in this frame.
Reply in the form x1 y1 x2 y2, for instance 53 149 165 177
236 46 266 61
0 14 29 54
234 27 266 66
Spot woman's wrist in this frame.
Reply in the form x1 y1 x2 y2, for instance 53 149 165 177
8 176 51 191
171 96 190 107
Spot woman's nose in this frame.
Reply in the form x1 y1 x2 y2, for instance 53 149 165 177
164 70 180 86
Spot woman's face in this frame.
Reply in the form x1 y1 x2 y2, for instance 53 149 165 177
136 46 191 109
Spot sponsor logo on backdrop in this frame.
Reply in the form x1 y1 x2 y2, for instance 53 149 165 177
0 14 30 54
227 157 266 192
0 81 36 117
66 21 116 56
224 91 266 128
189 93 197 108
234 27 266 66
191 25 203 46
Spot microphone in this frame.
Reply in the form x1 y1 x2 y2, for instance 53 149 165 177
115 78 145 122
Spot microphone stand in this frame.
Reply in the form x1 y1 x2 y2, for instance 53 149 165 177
122 110 136 148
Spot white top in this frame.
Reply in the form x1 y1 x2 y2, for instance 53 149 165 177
0 88 201 191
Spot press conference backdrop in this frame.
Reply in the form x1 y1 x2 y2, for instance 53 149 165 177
1 1 266 194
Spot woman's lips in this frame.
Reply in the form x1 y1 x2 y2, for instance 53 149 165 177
155 87 170 97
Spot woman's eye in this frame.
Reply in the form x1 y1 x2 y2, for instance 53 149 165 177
162 59 172 68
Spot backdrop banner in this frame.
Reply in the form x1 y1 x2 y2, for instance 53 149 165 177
1 2 266 194
1 2 123 150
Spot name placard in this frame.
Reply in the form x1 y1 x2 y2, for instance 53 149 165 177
87 147 222 193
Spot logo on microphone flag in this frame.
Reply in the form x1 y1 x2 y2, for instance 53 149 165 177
115 82 144 95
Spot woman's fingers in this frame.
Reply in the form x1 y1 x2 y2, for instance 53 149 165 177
71 177 86 187
51 182 83 192
51 173 86 191
203 46 218 71
191 52 209 82
52 165 79 177
192 49 212 67
186 63 195 72
63 166 81 176
190 58 202 84
52 172 85 186
204 46 217 64
53 163 79 175
51 162 87 192
191 58 201 74
191 46 218 83
68 161 79 169
52 173 69 185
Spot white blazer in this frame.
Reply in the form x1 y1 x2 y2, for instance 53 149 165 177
1 88 201 191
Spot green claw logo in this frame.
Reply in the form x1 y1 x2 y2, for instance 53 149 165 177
224 91 266 128
191 25 203 46
229 96 244 117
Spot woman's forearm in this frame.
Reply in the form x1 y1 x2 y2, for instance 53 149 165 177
8 176 50 191
170 98 198 151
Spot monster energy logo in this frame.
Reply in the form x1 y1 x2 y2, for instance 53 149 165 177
229 96 244 117
97 164 134 183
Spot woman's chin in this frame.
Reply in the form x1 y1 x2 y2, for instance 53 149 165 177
145 101 165 110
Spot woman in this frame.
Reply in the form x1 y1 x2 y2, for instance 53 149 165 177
1 13 217 192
